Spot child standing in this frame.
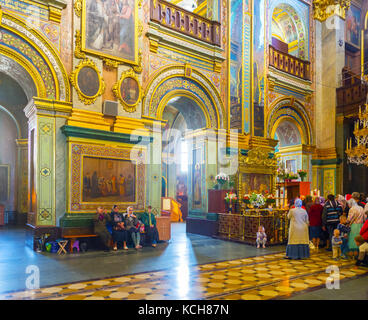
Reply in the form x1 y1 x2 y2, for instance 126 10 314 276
331 229 343 260
337 215 350 259
354 235 368 267
256 225 267 248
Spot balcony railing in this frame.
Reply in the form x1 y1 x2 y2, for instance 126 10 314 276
269 45 311 81
337 82 368 109
150 0 221 47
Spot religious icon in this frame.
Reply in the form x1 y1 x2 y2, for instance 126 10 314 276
193 162 202 208
345 5 361 47
82 0 137 65
121 77 139 106
113 69 141 112
77 66 100 97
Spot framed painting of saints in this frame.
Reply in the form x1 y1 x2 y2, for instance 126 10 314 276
81 0 138 65
82 156 136 203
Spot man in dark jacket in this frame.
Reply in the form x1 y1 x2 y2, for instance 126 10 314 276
141 205 159 247
322 194 343 251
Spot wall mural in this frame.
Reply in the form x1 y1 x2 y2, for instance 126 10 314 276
229 0 243 130
345 4 361 47
82 0 138 65
82 156 136 203
70 143 146 212
253 0 265 137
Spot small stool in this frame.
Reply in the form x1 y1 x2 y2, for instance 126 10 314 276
57 240 68 255
72 240 80 253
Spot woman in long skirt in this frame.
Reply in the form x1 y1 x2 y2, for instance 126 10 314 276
286 198 310 259
347 197 366 258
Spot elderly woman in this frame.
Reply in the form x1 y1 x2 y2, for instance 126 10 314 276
286 198 310 259
93 207 112 252
347 196 366 258
308 197 323 250
124 206 142 249
111 205 128 251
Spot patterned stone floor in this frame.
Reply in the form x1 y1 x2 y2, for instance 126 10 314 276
1 250 367 300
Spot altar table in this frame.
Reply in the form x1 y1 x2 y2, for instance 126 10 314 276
217 209 289 245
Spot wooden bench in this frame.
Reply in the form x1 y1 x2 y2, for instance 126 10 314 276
62 233 98 253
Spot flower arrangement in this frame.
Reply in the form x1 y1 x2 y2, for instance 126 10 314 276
215 172 229 186
249 193 266 208
265 193 276 204
297 169 308 181
277 167 287 181
243 194 251 204
287 172 299 180
225 192 237 204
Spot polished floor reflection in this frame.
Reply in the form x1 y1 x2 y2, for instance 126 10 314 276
1 250 367 300
1 224 367 300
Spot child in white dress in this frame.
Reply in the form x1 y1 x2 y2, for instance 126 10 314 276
256 225 267 248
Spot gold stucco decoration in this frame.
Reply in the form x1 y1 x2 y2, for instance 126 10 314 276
113 68 142 113
313 0 351 22
70 58 105 105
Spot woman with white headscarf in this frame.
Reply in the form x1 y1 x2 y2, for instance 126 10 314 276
286 198 310 259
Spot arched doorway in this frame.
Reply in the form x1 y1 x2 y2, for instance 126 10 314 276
143 65 225 220
0 9 70 228
0 72 29 224
161 95 208 221
268 98 313 181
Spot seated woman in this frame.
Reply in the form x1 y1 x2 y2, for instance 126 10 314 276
124 206 142 249
111 205 128 251
93 207 112 252
141 205 159 247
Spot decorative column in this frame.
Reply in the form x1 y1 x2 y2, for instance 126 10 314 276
24 98 72 234
148 121 163 215
312 1 348 196
15 139 28 224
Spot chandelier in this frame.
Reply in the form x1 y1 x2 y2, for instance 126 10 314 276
346 104 368 166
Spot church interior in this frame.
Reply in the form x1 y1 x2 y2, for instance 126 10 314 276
1 0 368 301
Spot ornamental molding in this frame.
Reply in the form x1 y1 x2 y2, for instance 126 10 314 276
313 0 351 22
143 65 225 128
2 15 69 101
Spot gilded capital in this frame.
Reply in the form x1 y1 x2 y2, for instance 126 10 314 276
313 0 351 22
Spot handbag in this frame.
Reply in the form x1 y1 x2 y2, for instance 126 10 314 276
139 224 145 233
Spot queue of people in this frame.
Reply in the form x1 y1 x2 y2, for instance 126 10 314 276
285 192 368 267
93 205 160 252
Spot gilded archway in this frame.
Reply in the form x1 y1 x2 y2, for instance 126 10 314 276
267 97 313 146
0 9 70 101
142 64 225 129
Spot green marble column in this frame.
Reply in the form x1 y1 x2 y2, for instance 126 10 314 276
24 98 72 227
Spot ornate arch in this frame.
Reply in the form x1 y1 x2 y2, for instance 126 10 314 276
0 9 70 101
267 97 313 145
142 64 225 129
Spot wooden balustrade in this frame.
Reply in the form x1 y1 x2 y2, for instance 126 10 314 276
337 81 368 108
150 0 221 47
269 45 311 81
